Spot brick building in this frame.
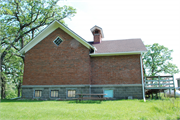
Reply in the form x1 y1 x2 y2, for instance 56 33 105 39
20 20 147 100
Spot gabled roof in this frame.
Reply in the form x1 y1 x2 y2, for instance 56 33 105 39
19 20 96 54
89 39 147 56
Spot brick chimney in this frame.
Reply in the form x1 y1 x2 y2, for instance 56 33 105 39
90 25 104 44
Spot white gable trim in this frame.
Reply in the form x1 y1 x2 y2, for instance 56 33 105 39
19 20 96 54
89 51 147 57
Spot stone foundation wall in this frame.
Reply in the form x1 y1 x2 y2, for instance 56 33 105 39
22 86 90 100
91 86 142 99
22 85 143 100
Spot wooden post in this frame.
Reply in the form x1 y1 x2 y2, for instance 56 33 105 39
158 76 160 88
173 75 176 99
158 76 160 99
169 76 171 95
174 89 176 99
156 93 157 99
169 85 171 95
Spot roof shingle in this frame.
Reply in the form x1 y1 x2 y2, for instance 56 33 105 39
89 39 147 53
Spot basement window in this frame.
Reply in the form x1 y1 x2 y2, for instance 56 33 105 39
53 37 63 46
51 90 59 98
68 90 76 98
34 90 42 97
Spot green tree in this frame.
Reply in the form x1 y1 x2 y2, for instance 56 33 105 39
0 0 76 99
142 43 179 76
1 47 23 98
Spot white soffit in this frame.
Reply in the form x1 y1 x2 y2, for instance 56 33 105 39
19 20 96 54
89 51 147 57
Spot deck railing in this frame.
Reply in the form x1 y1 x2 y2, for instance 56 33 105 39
144 76 175 89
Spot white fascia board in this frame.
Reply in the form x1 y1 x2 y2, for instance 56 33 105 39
19 20 96 54
19 21 58 54
89 51 147 57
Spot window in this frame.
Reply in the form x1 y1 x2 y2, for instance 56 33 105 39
68 90 76 97
51 90 59 98
53 37 63 46
95 30 99 34
35 90 42 97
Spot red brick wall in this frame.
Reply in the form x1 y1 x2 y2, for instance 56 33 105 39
92 30 101 43
91 55 142 84
23 28 91 85
23 28 142 85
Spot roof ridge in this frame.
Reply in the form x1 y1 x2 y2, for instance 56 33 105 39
101 38 141 42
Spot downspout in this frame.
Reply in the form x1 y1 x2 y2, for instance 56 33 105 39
89 62 91 95
89 49 96 94
89 48 96 94
89 50 93 95
140 53 146 102
89 85 91 94
89 60 91 95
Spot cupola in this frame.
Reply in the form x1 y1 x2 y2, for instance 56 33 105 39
90 25 104 44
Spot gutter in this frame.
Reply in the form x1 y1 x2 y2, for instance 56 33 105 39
140 52 146 102
89 51 147 57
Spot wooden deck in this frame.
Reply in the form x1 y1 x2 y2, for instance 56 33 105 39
145 76 175 89
144 76 176 98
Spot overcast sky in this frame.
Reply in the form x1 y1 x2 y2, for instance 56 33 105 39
58 0 180 83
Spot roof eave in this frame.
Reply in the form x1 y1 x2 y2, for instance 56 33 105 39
89 51 147 57
55 21 96 51
19 20 58 54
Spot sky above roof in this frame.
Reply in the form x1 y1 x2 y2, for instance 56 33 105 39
58 0 180 81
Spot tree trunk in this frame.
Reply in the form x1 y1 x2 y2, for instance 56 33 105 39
1 46 11 66
1 77 6 99
17 82 22 97
1 46 10 99
18 88 21 97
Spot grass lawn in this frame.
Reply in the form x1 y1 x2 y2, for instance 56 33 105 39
0 98 180 120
